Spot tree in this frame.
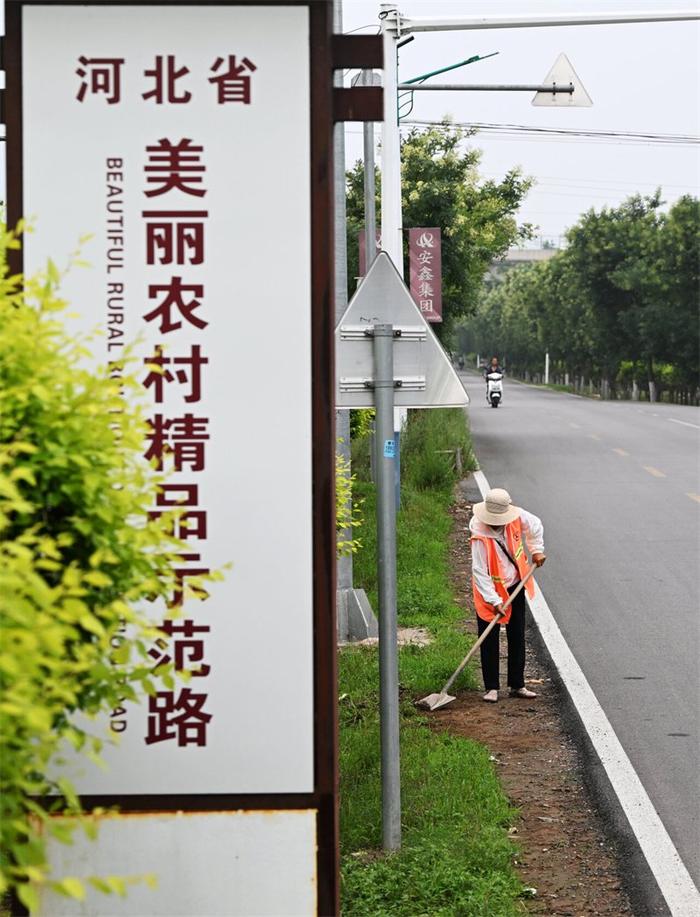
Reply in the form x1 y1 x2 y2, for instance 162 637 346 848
564 193 665 391
632 195 700 395
346 123 533 341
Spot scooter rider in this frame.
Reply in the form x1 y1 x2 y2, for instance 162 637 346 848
484 356 504 406
484 356 503 379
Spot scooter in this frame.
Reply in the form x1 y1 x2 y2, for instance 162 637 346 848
486 371 503 407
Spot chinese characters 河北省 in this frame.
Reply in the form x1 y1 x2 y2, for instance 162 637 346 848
76 55 257 104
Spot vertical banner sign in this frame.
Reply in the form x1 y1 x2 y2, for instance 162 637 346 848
408 227 442 323
4 2 337 914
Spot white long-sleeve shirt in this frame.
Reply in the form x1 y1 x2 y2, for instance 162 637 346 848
469 510 545 607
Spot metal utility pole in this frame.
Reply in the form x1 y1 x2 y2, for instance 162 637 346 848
334 4 380 643
371 323 401 851
380 3 403 275
334 0 353 632
379 6 700 291
362 70 378 274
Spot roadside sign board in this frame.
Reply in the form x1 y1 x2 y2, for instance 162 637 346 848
336 252 468 409
532 53 593 107
408 227 442 322
4 1 338 913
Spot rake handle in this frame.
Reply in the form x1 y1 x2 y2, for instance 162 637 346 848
440 564 537 696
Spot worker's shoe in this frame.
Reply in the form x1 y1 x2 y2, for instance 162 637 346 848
510 687 537 699
483 689 499 703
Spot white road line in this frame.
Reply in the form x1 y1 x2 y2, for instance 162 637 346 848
612 448 629 457
472 468 700 916
687 493 700 505
668 417 700 430
472 469 491 497
643 465 666 478
588 433 602 441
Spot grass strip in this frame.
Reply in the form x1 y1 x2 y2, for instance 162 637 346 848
340 409 523 916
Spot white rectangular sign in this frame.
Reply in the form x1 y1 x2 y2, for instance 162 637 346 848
22 4 314 795
40 811 317 916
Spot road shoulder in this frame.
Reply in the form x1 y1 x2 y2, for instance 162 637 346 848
430 489 636 916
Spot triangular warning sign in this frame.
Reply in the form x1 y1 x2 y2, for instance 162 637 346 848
335 252 468 409
532 53 592 107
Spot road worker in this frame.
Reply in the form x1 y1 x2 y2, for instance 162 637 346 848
470 487 546 702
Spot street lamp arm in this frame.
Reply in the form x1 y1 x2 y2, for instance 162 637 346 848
403 52 499 86
394 11 700 34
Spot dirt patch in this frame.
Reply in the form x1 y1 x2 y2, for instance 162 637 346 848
430 491 634 916
350 627 433 648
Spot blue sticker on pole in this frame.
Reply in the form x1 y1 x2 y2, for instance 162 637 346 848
384 439 396 459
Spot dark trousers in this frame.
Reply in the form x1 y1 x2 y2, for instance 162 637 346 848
477 584 526 691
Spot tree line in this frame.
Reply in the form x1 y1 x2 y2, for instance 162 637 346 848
458 193 699 403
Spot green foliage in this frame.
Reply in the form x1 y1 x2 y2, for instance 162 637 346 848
336 442 363 557
401 408 475 492
458 194 700 400
349 408 374 441
346 123 533 341
340 722 521 916
340 409 523 914
0 226 183 905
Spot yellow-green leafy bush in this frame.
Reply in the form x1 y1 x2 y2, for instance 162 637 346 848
0 227 180 910
336 444 363 557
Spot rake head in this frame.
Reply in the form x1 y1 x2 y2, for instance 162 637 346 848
417 691 456 712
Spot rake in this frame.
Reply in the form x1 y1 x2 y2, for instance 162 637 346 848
417 564 537 711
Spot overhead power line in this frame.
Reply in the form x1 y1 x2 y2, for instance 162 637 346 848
403 119 700 147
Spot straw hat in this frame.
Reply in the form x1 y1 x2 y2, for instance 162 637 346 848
473 488 521 526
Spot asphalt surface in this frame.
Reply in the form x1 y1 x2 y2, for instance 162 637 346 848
461 370 700 887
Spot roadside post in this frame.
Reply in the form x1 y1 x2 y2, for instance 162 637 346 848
372 323 401 849
336 5 383 643
336 252 468 849
5 1 381 912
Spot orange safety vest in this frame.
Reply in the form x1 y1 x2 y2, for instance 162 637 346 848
471 516 535 623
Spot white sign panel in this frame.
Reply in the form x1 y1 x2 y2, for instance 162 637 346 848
40 811 317 916
336 253 469 409
532 52 593 107
22 4 314 795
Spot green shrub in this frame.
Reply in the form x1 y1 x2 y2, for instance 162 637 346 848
0 227 186 909
336 442 364 557
349 409 375 440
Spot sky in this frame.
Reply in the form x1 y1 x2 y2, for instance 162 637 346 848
341 0 700 243
1 1 698 243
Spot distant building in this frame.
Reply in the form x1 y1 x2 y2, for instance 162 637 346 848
488 243 561 281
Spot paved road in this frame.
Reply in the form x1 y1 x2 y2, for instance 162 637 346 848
462 370 700 886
